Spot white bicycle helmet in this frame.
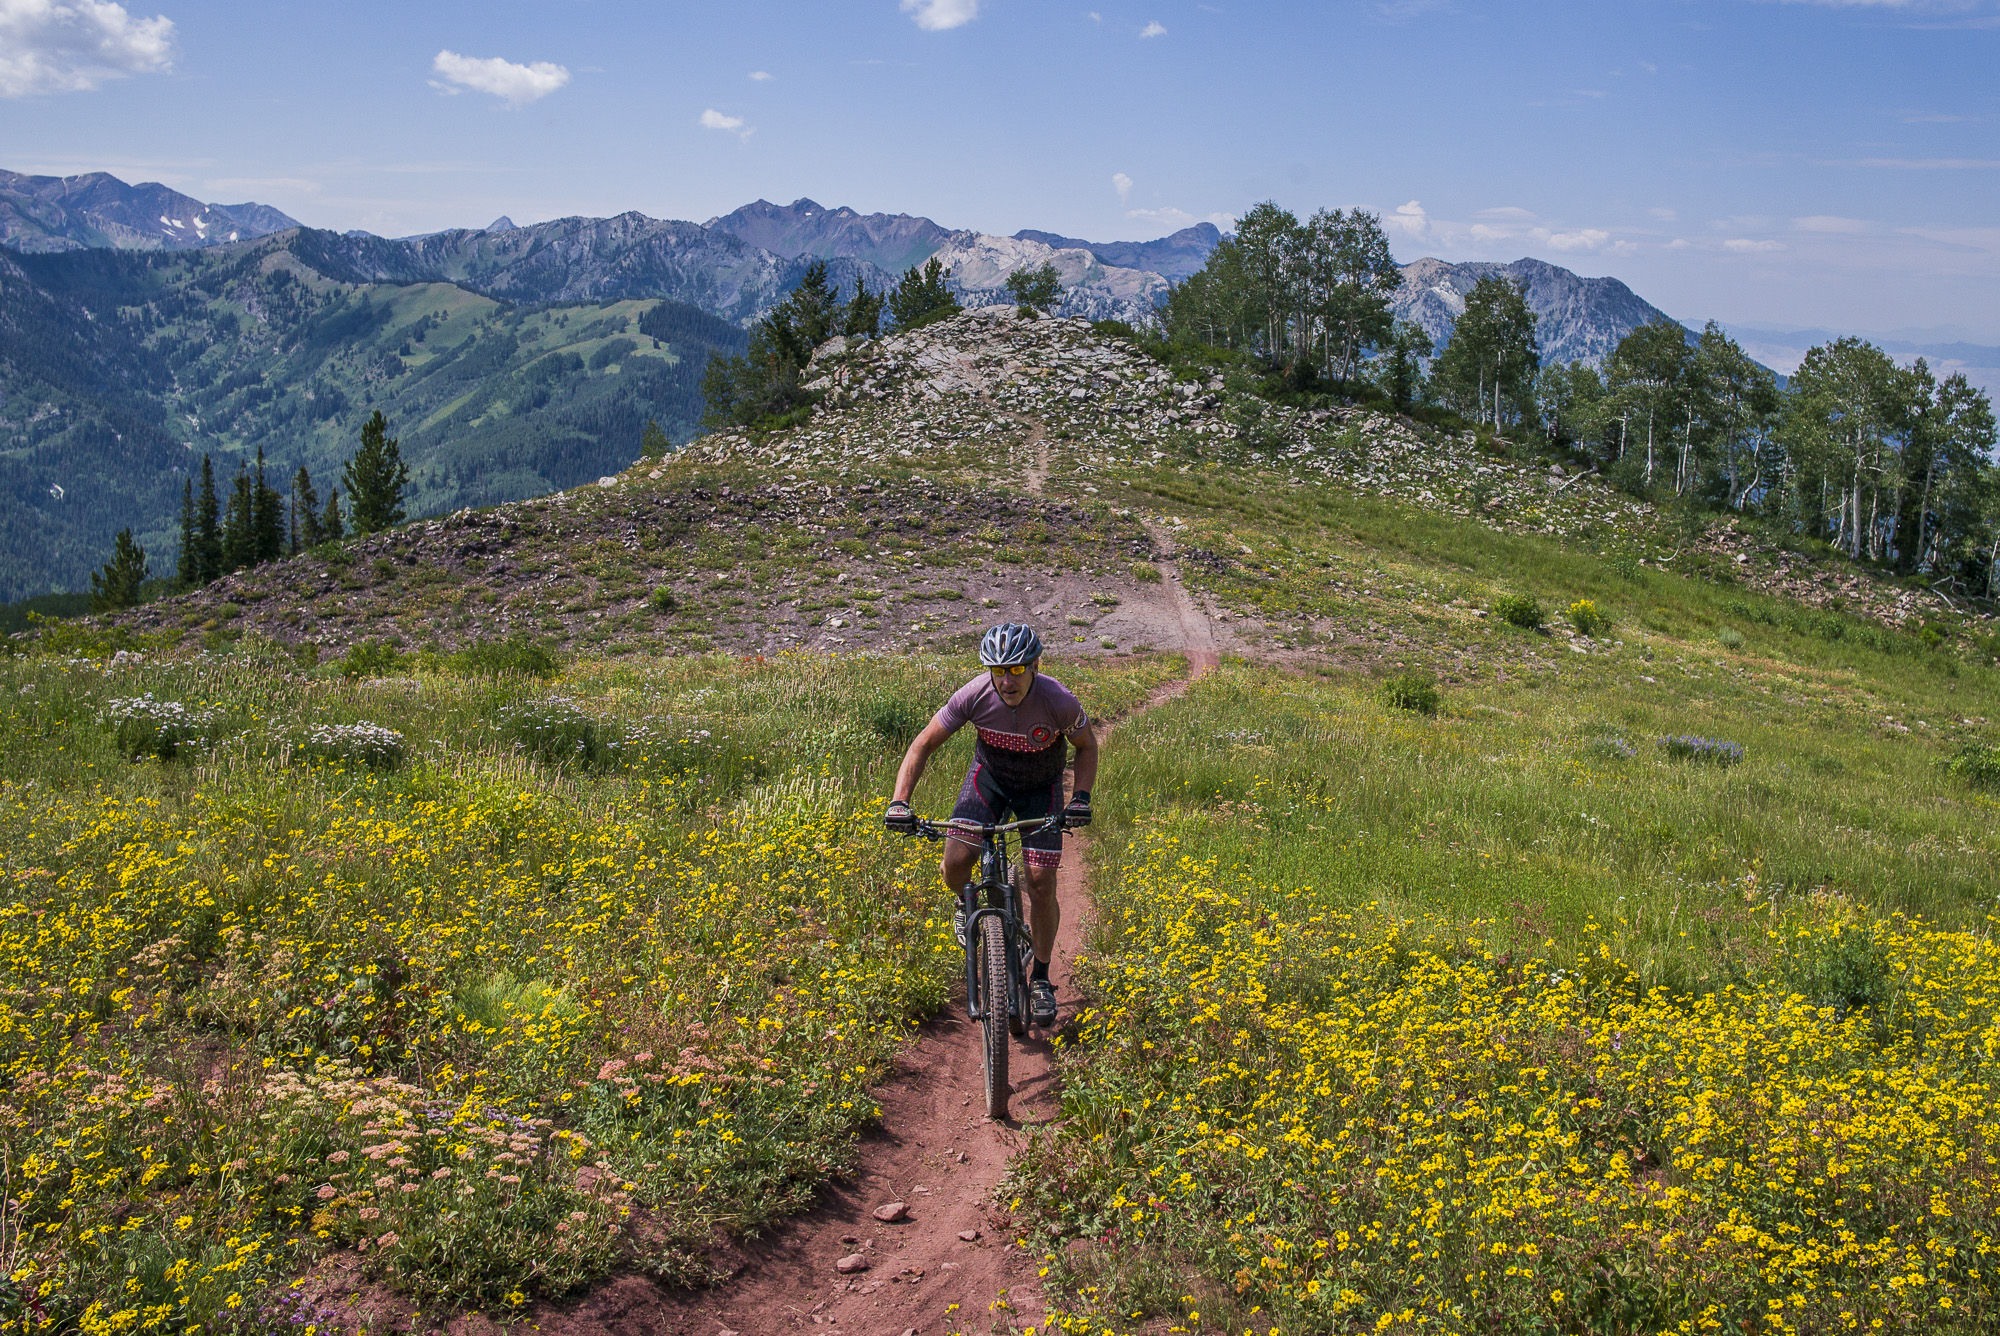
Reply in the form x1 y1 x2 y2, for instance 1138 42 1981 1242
979 622 1042 667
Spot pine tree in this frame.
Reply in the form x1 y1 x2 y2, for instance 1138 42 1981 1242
887 257 959 330
321 488 346 542
89 529 149 612
293 466 324 552
221 463 256 573
639 420 671 460
344 411 410 535
176 478 199 588
842 278 885 339
196 454 223 584
251 447 286 563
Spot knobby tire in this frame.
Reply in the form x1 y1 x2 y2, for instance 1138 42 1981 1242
979 914 1010 1120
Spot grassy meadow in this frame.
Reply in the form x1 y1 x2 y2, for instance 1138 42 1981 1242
0 646 1172 1333
1002 473 2000 1335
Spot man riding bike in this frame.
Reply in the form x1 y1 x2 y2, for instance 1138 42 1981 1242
885 623 1099 1027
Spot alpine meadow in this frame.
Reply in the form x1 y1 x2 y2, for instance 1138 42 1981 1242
6 27 2000 1328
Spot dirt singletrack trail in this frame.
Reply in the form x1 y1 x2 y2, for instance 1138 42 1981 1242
544 435 1217 1336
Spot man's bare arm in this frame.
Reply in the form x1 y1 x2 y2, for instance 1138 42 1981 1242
1069 723 1100 794
891 720 955 805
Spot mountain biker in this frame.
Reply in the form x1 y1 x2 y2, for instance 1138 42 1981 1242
885 623 1098 1027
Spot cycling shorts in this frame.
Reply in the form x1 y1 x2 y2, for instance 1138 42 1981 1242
949 761 1065 869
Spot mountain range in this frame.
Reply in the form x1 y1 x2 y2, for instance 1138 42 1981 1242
0 169 302 253
0 169 1707 601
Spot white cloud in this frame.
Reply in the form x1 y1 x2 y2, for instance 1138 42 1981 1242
1140 20 1167 35
1125 205 1236 232
699 107 754 140
748 69 773 81
1547 228 1613 252
1666 237 1692 249
1384 199 1429 237
1087 9 1102 18
901 0 978 30
1649 206 1678 221
1792 214 1875 234
1724 238 1786 252
0 0 174 98
1112 172 1133 202
430 50 570 105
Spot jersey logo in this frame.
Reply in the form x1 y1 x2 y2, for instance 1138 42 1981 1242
1030 725 1053 744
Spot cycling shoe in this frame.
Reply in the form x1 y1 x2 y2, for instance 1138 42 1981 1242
1029 978 1058 1026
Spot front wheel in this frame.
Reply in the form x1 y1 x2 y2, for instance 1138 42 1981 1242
978 914 1010 1120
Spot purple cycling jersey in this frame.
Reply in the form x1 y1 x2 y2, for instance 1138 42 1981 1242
932 672 1090 790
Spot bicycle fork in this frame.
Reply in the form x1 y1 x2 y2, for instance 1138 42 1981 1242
963 857 1025 1024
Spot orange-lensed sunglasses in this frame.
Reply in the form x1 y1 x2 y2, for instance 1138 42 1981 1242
988 664 1032 676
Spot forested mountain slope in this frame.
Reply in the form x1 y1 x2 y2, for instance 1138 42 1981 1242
0 233 745 599
1395 255 1677 365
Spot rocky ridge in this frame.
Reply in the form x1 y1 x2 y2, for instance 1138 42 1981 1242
100 306 1988 666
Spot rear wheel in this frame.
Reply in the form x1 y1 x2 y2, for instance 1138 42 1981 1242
978 914 1010 1120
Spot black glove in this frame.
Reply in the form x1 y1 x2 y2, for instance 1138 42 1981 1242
885 800 917 834
1063 790 1093 828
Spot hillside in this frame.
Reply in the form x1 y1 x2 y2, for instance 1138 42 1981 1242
112 307 1991 663
0 168 300 252
1394 254 1679 364
22 306 2000 1336
0 234 748 600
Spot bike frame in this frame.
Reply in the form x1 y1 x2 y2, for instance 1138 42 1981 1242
915 814 1062 1025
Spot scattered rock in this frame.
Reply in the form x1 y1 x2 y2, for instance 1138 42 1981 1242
834 1253 869 1274
872 1201 909 1222
957 1228 981 1242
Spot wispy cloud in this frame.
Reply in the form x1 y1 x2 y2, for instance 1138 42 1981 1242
1374 0 1453 19
0 0 175 98
430 50 570 105
900 0 978 31
1126 205 1236 232
1724 238 1786 252
1385 199 1638 256
1832 156 2000 168
204 176 321 195
1140 20 1167 36
1112 172 1133 202
748 70 773 81
699 107 754 140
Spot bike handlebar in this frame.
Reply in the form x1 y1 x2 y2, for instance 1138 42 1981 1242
899 814 1068 840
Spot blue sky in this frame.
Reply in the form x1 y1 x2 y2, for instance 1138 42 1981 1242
5 0 1997 339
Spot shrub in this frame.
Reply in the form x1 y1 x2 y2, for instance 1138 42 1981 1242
1789 926 1896 1015
1717 627 1746 649
105 694 219 761
1494 594 1543 630
299 721 407 770
339 639 403 679
1130 562 1163 584
1567 598 1610 638
1946 741 2000 790
450 636 560 679
862 693 932 748
1660 735 1745 767
1378 671 1440 716
649 587 679 614
1584 736 1637 762
498 697 622 771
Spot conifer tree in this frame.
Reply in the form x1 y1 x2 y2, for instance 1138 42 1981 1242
842 278 885 339
292 466 324 552
89 529 148 612
887 257 959 330
176 478 199 588
251 447 287 564
639 420 671 460
196 454 223 584
221 462 256 573
321 487 346 542
344 411 410 535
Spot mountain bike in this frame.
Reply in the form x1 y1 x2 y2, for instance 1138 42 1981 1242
907 814 1068 1120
